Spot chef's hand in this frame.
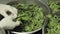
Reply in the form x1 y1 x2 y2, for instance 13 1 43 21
0 4 20 29
0 16 20 29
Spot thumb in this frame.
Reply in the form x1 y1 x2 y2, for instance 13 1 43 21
15 21 20 26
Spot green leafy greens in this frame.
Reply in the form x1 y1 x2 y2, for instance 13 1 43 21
8 2 44 32
46 1 60 34
46 15 60 34
48 1 60 13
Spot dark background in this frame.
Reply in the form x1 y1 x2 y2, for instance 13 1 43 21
33 29 42 34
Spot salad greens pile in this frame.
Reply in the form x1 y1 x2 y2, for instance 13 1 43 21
48 1 60 13
17 4 44 32
7 2 44 32
46 1 60 34
46 15 60 34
